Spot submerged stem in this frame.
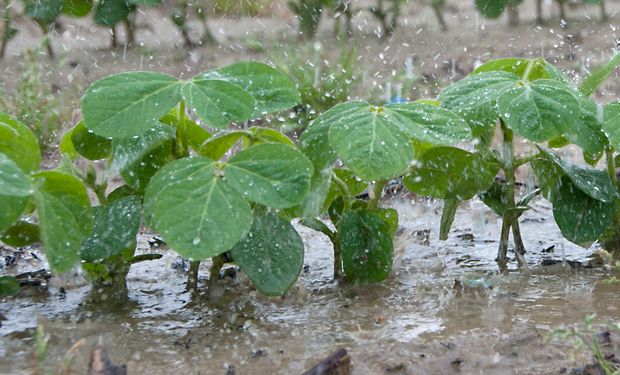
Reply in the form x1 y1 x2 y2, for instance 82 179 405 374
186 260 200 292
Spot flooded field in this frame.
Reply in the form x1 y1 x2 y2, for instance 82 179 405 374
2 195 619 374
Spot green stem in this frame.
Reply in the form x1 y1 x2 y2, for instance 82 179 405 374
367 180 386 210
333 235 343 280
176 100 188 157
332 173 352 210
605 146 618 192
497 121 521 267
513 153 540 169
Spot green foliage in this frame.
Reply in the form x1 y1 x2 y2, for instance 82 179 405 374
0 276 20 296
231 211 304 295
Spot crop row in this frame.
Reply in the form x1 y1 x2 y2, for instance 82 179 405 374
0 0 611 59
1 54 620 302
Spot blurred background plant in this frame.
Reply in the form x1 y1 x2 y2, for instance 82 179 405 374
549 314 620 374
270 41 359 133
0 47 77 153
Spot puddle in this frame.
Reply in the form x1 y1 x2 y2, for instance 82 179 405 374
1 195 619 374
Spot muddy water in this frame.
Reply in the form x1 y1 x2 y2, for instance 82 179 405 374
1 196 620 374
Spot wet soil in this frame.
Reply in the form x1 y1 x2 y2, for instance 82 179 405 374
2 0 620 374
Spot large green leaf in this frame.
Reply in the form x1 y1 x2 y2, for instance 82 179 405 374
32 171 92 273
404 147 500 200
566 94 607 158
0 154 33 232
94 0 132 26
224 143 314 208
62 0 93 17
438 71 518 130
0 112 40 173
200 61 301 117
69 121 112 160
539 150 615 203
498 79 580 142
327 104 411 181
112 123 176 192
384 103 471 144
230 212 304 296
287 166 332 218
143 157 252 260
83 71 182 137
603 102 620 150
552 176 614 247
339 210 393 282
181 79 255 129
25 0 63 22
80 196 141 262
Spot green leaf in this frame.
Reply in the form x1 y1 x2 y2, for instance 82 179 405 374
603 102 620 151
83 71 182 137
289 166 332 218
319 102 471 182
0 154 33 232
0 112 41 173
59 130 79 160
473 58 570 84
231 212 304 296
106 184 136 202
385 103 472 144
143 157 252 260
62 0 93 17
25 0 63 22
438 71 518 131
377 207 399 239
475 0 508 18
200 61 301 117
69 121 112 160
247 127 294 146
498 79 580 142
440 199 459 240
557 94 607 158
159 108 211 150
195 131 249 160
0 276 20 297
112 123 176 192
224 143 314 208
0 220 40 247
298 108 339 171
94 0 132 26
404 147 500 200
80 196 141 262
552 176 614 247
339 210 394 282
539 150 615 203
531 157 564 201
32 171 92 272
182 78 255 129
579 53 620 96
479 182 506 216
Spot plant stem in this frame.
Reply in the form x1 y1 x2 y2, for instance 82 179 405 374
333 235 343 280
513 153 540 169
367 180 386 210
332 173 352 210
497 121 522 267
176 100 188 157
186 260 200 292
511 220 527 267
208 255 226 290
